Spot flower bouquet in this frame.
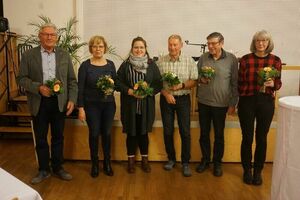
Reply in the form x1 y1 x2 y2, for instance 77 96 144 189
257 66 280 93
161 72 181 87
133 80 153 98
45 78 63 95
96 75 115 96
199 66 215 82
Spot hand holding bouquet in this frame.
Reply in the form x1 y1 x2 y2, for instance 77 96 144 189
161 72 181 87
199 66 215 84
257 66 280 92
96 75 115 96
45 78 63 95
133 80 153 98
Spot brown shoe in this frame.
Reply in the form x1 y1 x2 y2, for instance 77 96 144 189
141 155 151 173
128 156 135 173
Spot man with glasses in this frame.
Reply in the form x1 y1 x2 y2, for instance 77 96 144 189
18 23 78 184
196 32 238 177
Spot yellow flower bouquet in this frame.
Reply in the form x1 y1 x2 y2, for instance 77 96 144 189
161 72 181 87
96 75 115 96
133 80 153 98
199 66 216 80
45 78 63 95
257 66 280 92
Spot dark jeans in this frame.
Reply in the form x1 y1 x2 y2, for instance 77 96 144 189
85 101 116 161
126 114 149 156
198 103 228 165
160 94 191 164
238 94 274 170
32 96 65 172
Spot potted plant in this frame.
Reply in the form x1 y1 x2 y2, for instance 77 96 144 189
17 15 87 65
18 15 123 65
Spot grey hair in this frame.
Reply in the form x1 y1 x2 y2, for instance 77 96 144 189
39 23 58 34
168 34 182 43
250 30 274 54
207 32 224 43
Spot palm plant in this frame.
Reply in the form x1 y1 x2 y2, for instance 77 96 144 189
18 15 87 64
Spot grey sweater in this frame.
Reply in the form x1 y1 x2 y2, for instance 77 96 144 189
197 49 238 107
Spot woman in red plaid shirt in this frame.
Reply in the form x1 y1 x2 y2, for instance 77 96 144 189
238 30 282 186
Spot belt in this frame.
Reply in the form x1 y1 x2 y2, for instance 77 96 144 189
173 94 190 98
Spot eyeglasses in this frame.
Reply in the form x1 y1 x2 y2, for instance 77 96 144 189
207 41 220 46
255 39 269 43
40 33 57 37
92 45 105 49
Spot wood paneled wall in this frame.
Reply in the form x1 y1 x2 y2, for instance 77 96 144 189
0 32 18 113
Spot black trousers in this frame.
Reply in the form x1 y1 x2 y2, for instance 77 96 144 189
198 103 228 164
126 114 149 156
160 94 191 164
85 101 116 161
32 96 65 172
238 94 275 170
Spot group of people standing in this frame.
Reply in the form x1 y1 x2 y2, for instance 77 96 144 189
18 22 282 187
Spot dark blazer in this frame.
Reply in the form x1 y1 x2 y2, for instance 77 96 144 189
116 59 162 136
18 46 78 116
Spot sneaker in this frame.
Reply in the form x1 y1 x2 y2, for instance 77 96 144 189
53 169 72 181
31 170 50 184
163 160 176 171
182 164 192 177
196 160 209 173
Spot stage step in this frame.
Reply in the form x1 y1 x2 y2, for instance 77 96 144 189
0 126 32 133
0 111 31 117
11 95 27 103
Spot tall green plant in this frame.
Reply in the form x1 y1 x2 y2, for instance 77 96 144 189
18 15 87 64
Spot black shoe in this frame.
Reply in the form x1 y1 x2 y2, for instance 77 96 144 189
91 163 99 178
31 170 50 184
243 169 253 185
54 169 72 181
196 160 209 173
213 164 223 177
253 170 263 185
103 160 114 176
182 164 192 177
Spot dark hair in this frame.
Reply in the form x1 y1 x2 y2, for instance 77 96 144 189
207 32 224 43
130 36 150 59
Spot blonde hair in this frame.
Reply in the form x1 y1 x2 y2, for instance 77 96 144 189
250 30 274 54
88 35 108 53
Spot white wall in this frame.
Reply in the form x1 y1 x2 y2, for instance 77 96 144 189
79 0 300 66
3 0 300 96
3 0 75 35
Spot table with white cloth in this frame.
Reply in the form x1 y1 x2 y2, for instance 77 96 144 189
271 96 300 200
0 168 42 200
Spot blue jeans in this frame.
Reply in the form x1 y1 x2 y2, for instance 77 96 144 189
85 101 116 161
198 103 228 164
160 94 191 164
